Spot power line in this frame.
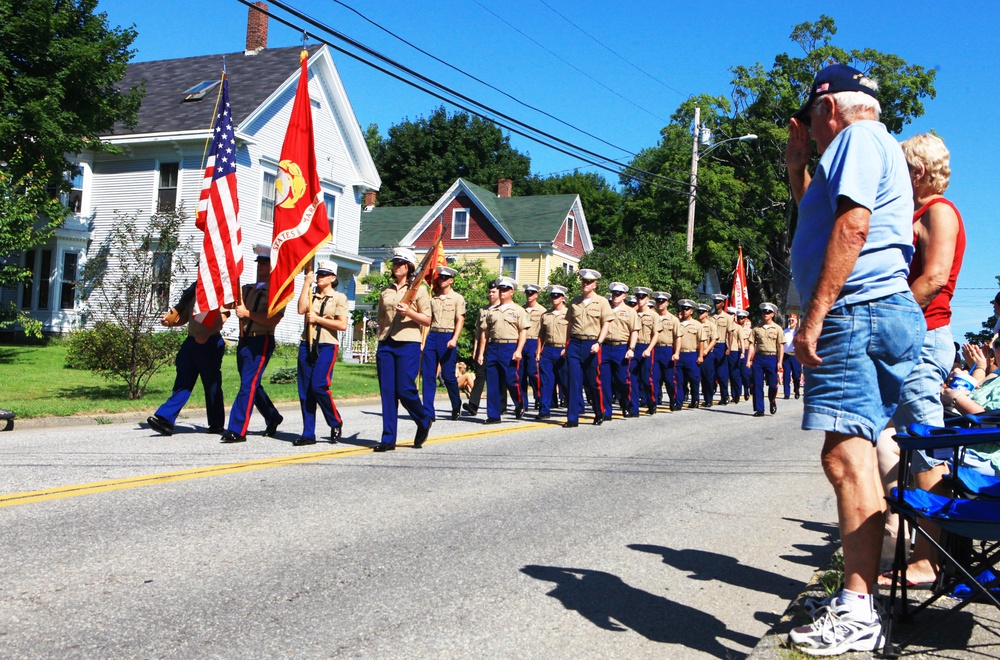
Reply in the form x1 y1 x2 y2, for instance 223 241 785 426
328 0 636 158
469 0 669 123
535 0 685 97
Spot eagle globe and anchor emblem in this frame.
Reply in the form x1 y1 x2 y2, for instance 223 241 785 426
270 159 320 263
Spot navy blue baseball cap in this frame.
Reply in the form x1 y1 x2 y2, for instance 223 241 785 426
792 64 878 123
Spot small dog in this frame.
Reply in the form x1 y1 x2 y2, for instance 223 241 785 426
456 361 475 395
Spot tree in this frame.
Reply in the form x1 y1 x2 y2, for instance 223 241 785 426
0 0 143 187
368 107 531 206
0 0 143 335
620 16 936 312
72 208 194 399
522 170 624 247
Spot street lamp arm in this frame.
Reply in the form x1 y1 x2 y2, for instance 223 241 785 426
700 134 758 158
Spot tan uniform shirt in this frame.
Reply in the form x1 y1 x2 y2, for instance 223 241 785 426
713 311 735 349
241 283 279 336
378 282 431 342
636 309 660 345
524 303 545 339
728 321 744 351
481 302 531 340
539 308 569 346
700 316 719 343
605 304 640 343
657 312 680 346
566 296 615 338
430 289 466 331
752 322 783 354
738 325 752 353
678 318 704 353
174 296 229 338
301 291 349 345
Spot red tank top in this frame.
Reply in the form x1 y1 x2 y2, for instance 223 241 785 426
908 197 965 331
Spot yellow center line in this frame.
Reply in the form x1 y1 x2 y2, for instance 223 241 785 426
0 420 557 508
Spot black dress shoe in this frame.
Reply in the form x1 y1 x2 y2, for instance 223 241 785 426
647 406 657 415
593 417 604 426
330 425 342 443
622 410 637 418
147 415 173 436
293 436 316 446
536 413 551 420
744 394 750 401
413 420 432 448
264 414 284 437
562 421 579 428
205 425 224 434
514 405 524 419
451 409 460 421
484 417 502 424
687 402 699 409
373 442 395 452
462 403 478 417
702 401 713 408
671 403 682 412
720 399 729 406
770 400 777 415
783 395 790 400
221 430 246 443
795 392 800 399
753 411 765 417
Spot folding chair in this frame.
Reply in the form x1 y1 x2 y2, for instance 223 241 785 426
882 423 1000 656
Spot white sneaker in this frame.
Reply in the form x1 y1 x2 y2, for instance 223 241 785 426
788 602 883 656
801 593 835 618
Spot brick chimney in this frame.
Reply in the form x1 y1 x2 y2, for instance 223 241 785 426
497 178 513 198
364 189 377 209
245 2 268 54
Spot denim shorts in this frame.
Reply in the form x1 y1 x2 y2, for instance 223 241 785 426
802 292 925 443
894 325 955 471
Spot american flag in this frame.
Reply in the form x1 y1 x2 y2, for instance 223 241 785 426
194 75 243 323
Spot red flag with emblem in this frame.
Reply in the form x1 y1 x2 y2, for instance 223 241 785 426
423 219 447 287
267 50 332 316
731 246 750 311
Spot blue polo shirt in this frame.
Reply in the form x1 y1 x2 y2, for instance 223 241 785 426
791 120 913 308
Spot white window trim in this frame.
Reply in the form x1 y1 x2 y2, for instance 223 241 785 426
565 215 575 247
451 208 470 240
154 160 181 213
322 188 339 244
260 167 277 224
500 255 518 280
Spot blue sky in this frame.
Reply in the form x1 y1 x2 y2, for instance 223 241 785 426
96 0 1000 339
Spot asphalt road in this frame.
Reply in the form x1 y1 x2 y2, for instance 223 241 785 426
0 395 836 658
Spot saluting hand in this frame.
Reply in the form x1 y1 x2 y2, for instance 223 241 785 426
785 117 811 172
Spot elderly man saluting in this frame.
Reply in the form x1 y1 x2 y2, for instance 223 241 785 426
785 64 924 655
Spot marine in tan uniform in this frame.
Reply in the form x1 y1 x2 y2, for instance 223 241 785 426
422 266 467 421
521 283 545 411
481 276 531 423
294 260 349 445
724 306 746 404
563 269 615 427
602 281 640 419
654 292 682 410
223 244 285 443
536 285 569 419
675 299 705 408
737 310 753 401
374 247 434 451
747 302 785 417
710 293 736 405
696 303 719 407
464 281 501 417
630 287 661 415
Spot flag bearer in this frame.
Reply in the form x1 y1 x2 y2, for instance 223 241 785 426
422 266 466 421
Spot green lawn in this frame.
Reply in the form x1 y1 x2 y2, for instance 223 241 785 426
0 342 380 419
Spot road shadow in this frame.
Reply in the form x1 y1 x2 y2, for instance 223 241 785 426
629 545 803 601
521 564 757 656
779 518 839 568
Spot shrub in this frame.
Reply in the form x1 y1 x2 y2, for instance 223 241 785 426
269 366 297 384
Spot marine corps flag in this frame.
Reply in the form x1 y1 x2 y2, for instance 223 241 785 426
422 219 447 287
267 50 332 316
731 246 749 311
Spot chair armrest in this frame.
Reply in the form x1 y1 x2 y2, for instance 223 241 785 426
895 423 1000 451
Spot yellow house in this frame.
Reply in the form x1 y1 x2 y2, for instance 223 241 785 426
359 178 593 286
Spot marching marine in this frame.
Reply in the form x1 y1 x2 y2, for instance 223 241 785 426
536 285 569 419
479 276 531 424
563 269 614 428
601 282 640 420
696 303 718 407
746 302 784 417
710 294 736 405
520 283 545 410
422 266 466 421
654 292 682 411
631 287 660 415
674 299 705 409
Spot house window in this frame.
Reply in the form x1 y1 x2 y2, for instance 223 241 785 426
563 262 575 275
261 171 276 224
324 192 337 240
157 163 179 212
21 250 35 309
501 256 518 279
452 209 469 239
565 216 575 246
151 250 172 311
37 249 52 310
60 252 78 310
58 168 84 214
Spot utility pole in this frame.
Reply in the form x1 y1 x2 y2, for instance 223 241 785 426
686 106 700 253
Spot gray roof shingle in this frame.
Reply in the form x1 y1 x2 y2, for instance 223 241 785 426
106 45 322 136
